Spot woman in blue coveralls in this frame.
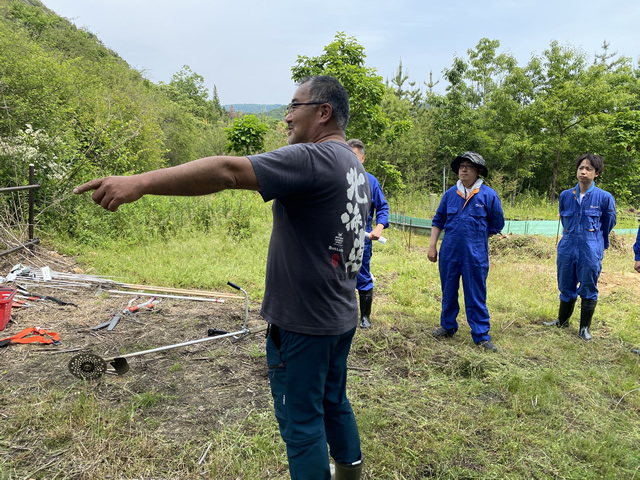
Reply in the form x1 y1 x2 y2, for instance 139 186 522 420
543 154 616 341
428 152 505 352
347 139 390 329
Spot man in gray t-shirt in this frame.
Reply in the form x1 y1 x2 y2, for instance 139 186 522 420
250 141 370 336
75 76 370 479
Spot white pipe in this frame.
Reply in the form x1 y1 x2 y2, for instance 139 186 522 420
106 290 225 303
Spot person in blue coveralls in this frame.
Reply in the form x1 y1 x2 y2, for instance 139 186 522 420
543 154 616 341
427 152 505 352
634 226 640 275
347 139 389 329
633 226 640 355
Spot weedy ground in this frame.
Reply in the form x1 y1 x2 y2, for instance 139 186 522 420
1 211 639 479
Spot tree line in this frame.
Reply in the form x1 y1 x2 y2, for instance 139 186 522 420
303 35 640 206
1 1 639 244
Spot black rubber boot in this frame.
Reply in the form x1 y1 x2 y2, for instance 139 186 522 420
358 289 373 329
579 299 597 341
332 458 363 480
542 300 576 328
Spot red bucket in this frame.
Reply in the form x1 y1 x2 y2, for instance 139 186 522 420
0 287 16 331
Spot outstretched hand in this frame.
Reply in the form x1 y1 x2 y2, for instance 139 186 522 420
74 176 143 212
635 260 640 274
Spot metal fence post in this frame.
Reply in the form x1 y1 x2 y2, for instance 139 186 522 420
29 164 34 246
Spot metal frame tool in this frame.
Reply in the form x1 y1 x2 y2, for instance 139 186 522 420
69 282 265 380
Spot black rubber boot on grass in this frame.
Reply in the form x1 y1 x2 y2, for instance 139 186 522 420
331 455 363 480
358 289 373 329
579 299 597 341
542 300 576 328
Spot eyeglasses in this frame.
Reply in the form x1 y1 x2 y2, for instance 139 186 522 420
286 102 325 114
458 163 477 171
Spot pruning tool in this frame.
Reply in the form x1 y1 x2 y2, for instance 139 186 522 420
92 312 121 331
123 296 161 315
11 297 33 308
91 297 161 331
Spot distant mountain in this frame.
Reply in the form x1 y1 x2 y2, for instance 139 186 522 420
224 104 284 114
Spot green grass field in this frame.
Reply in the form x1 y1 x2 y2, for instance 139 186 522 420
2 191 639 479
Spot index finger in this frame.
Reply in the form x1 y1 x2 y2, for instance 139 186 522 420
74 178 104 195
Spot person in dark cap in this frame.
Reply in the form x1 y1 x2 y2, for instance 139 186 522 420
427 152 504 351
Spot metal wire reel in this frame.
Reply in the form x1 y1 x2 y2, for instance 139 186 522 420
68 353 107 380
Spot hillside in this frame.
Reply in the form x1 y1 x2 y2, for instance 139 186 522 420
0 0 233 250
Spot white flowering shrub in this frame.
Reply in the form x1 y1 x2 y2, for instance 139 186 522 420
0 124 69 182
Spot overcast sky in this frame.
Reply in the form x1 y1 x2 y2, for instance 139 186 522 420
42 0 640 106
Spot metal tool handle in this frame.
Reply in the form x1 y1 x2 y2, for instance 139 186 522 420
227 281 249 330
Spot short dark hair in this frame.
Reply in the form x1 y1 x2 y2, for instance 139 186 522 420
346 138 364 154
575 153 604 175
299 76 349 131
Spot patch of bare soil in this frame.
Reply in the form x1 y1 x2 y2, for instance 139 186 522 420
598 270 640 295
0 248 271 444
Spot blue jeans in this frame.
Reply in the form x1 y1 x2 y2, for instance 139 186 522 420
266 325 361 480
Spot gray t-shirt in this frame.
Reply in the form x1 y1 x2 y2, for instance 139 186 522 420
249 141 371 335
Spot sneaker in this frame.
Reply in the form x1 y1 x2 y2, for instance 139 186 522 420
631 349 640 355
477 340 497 352
432 327 455 338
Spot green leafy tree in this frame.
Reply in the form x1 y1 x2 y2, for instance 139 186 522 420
159 65 218 123
525 42 623 202
389 59 422 108
466 38 517 107
291 32 387 143
480 64 540 205
367 85 439 195
426 57 481 166
225 115 268 155
601 108 640 200
212 84 226 118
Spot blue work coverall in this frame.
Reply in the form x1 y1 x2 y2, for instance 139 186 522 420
557 183 616 302
356 172 389 291
634 226 640 262
432 184 504 343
